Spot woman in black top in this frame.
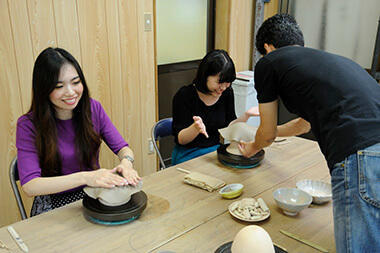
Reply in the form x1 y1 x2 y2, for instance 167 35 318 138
172 50 258 165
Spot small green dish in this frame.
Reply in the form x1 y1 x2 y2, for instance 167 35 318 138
219 183 244 199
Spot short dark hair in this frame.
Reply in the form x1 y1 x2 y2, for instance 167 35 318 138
256 14 304 55
194 49 236 94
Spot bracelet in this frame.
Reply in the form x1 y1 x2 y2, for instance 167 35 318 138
122 155 134 164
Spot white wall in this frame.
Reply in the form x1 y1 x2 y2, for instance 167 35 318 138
290 0 380 69
156 0 208 65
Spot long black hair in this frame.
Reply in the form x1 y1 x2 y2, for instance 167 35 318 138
194 49 236 94
256 14 304 55
30 47 101 176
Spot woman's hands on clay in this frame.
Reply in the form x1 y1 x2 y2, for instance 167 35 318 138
85 168 128 188
113 160 141 186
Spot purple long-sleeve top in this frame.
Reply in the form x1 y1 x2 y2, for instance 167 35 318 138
16 98 128 186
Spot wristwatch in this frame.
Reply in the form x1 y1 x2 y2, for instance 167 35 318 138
122 155 134 164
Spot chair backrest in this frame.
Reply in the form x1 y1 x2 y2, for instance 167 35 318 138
151 118 173 170
9 157 27 220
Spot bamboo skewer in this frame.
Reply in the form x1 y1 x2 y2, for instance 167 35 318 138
280 230 328 253
0 240 10 251
176 167 190 174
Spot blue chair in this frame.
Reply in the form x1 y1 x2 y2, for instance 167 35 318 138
151 118 173 170
9 157 27 220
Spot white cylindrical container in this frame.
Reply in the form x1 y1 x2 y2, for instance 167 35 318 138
232 71 260 127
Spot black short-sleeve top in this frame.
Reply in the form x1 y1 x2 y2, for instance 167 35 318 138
254 46 380 170
172 84 237 148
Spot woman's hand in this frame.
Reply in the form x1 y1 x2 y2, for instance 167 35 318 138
192 116 209 138
245 106 260 117
85 168 128 188
238 140 260 158
113 160 141 186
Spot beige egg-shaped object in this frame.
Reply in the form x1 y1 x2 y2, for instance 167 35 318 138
231 225 275 253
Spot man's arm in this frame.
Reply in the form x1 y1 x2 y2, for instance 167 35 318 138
238 100 311 157
277 117 311 137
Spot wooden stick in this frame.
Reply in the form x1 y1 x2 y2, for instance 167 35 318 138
176 167 190 174
0 239 10 250
280 230 328 253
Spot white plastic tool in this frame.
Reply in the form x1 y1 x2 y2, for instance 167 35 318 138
7 226 28 252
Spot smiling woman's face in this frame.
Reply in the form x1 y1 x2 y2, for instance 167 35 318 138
49 63 83 119
206 74 231 97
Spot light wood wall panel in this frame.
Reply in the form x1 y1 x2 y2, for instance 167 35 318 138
215 0 279 71
137 0 157 175
214 0 230 51
27 0 57 57
76 0 114 169
229 0 255 71
118 0 143 172
105 0 125 165
0 0 157 227
53 0 82 60
264 0 279 20
0 0 24 228
7 0 34 113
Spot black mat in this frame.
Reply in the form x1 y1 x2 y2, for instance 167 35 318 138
217 144 265 168
215 241 287 253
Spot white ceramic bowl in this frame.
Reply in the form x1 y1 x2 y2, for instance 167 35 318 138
273 188 312 216
296 179 332 204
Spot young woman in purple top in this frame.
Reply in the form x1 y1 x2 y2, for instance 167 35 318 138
16 47 141 216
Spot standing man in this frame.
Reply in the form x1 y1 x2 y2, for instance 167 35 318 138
239 14 380 253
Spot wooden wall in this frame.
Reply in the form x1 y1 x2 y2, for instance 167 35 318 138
215 0 279 71
0 0 157 227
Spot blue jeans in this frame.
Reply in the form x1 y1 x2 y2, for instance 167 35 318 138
331 143 380 253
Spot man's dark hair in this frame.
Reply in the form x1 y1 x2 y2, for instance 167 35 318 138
256 13 304 55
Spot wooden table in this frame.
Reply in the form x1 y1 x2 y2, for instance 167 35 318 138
0 137 335 252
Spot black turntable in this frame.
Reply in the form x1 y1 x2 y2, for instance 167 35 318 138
217 144 265 169
82 191 147 225
215 241 287 253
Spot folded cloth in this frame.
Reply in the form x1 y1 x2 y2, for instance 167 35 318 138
183 172 225 192
218 122 257 142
